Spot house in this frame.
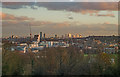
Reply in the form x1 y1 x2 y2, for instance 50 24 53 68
15 46 27 53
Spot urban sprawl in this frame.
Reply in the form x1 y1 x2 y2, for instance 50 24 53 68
2 32 118 54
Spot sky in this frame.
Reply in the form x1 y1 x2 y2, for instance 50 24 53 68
1 2 118 37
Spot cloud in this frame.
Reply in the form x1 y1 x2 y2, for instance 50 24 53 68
2 2 117 18
2 2 29 9
3 17 117 37
0 12 34 21
33 22 117 37
2 19 73 28
2 2 118 11
3 17 117 32
79 10 99 15
95 13 115 17
36 2 118 12
104 22 110 24
1 12 77 27
1 12 117 36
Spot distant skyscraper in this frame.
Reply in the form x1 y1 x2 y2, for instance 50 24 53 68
79 34 82 38
43 33 46 39
76 34 79 38
55 34 57 38
72 35 76 38
68 33 72 38
11 35 14 39
40 32 42 42
34 35 40 42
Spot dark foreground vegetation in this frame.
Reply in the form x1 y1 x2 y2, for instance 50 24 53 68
2 42 120 75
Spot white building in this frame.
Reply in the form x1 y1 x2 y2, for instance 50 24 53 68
68 33 72 38
29 41 39 48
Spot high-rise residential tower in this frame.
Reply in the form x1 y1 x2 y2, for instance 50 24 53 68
40 32 42 42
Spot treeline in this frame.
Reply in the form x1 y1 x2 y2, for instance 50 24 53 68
2 42 120 75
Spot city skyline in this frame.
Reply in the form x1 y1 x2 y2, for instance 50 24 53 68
1 2 118 37
2 32 118 39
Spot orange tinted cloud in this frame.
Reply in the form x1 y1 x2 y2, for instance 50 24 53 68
80 10 99 15
0 12 6 19
0 12 34 20
104 22 110 24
